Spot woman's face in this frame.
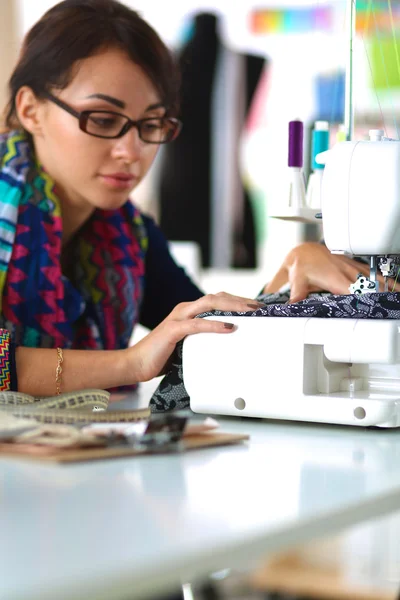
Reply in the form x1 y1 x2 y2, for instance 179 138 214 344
26 47 163 212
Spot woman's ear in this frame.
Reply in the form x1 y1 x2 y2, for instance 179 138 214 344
15 86 45 136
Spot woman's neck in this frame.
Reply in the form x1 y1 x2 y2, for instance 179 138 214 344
60 201 94 246
33 138 95 246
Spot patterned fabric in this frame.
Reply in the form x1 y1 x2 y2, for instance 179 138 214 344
0 329 11 391
0 130 148 351
149 289 400 412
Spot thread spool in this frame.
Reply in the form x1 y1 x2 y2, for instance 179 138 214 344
311 121 329 170
336 124 347 143
288 120 304 167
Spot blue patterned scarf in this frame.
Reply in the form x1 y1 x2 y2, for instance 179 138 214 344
0 129 148 350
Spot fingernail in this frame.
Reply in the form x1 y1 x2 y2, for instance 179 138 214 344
247 303 262 309
223 322 235 329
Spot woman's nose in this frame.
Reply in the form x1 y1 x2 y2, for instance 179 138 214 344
111 125 143 163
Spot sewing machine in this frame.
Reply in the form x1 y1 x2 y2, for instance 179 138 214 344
183 137 400 428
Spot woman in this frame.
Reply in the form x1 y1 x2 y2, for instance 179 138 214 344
0 0 265 397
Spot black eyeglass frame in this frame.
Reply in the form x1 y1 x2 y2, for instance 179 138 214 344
43 92 182 144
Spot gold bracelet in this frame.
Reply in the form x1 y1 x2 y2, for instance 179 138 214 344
55 347 64 396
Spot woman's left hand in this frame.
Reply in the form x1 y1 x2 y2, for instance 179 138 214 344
126 291 264 382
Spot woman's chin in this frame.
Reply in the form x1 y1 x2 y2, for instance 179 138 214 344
95 197 131 211
90 188 132 211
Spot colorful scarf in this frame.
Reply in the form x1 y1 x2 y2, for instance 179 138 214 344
0 130 148 350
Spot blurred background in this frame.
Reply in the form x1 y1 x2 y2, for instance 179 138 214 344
2 0 400 295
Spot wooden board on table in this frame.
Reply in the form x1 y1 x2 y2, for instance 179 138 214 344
250 552 398 600
0 432 249 464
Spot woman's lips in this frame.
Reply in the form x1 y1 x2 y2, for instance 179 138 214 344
100 173 137 189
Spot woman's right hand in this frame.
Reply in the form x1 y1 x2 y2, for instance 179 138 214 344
127 292 263 382
263 242 400 303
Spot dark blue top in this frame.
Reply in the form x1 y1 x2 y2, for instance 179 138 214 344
139 215 204 330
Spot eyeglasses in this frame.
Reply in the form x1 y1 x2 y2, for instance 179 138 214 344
44 92 182 144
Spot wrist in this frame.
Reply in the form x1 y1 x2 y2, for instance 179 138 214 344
119 346 142 386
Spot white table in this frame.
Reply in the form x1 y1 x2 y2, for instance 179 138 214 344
2 409 400 600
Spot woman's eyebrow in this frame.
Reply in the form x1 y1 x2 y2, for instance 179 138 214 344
145 102 164 112
86 95 164 113
86 93 125 108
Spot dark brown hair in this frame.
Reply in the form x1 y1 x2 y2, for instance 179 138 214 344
5 0 180 129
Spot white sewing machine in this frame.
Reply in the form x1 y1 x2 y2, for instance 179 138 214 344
183 137 400 427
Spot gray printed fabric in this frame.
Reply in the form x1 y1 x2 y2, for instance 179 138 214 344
149 290 400 412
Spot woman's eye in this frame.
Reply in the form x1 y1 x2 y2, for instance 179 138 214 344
142 122 160 132
90 116 117 129
143 123 159 131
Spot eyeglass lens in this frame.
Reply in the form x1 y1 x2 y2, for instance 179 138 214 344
84 112 176 142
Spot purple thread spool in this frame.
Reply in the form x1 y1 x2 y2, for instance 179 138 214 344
288 120 303 168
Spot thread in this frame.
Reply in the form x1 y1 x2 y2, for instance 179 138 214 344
311 121 329 170
288 120 303 168
336 124 347 143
